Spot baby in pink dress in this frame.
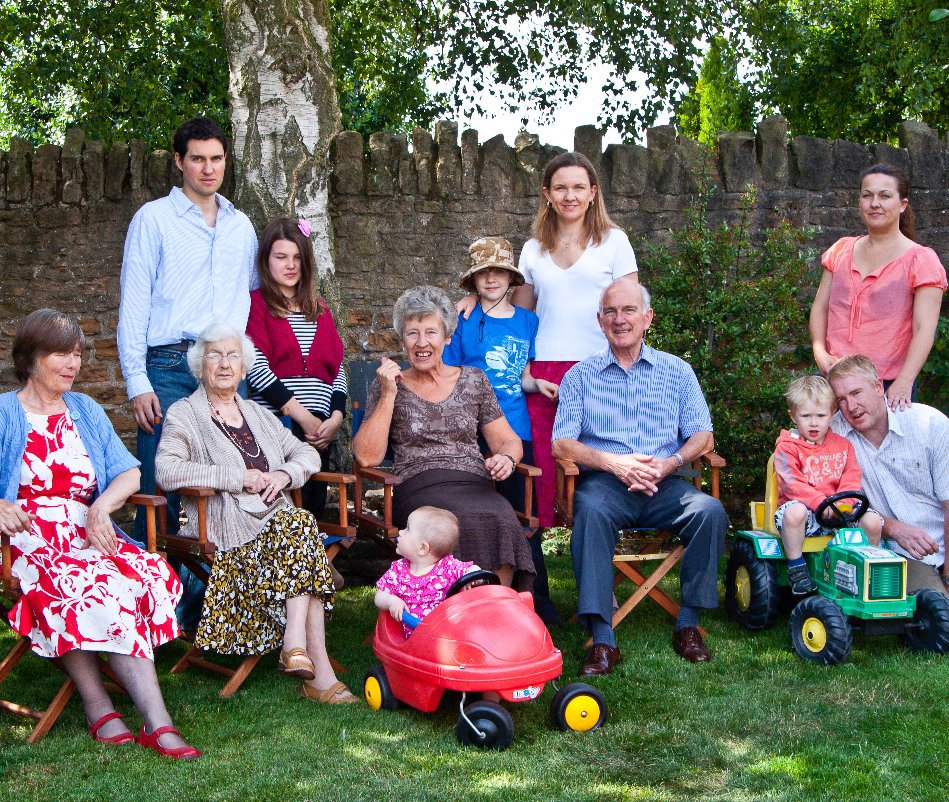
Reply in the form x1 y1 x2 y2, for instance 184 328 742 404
375 506 479 637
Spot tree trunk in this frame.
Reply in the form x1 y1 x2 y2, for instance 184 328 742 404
221 0 341 276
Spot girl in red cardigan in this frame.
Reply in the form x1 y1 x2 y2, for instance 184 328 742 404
245 218 347 518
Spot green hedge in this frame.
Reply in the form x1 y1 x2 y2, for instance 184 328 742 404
637 187 820 512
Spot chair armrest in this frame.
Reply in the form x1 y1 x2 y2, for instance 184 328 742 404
1 532 11 587
691 450 726 498
165 486 216 546
353 466 401 486
312 471 357 539
128 493 168 554
352 465 400 540
555 458 579 529
514 462 541 478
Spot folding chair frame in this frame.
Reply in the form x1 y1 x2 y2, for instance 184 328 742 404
132 473 355 698
556 451 725 644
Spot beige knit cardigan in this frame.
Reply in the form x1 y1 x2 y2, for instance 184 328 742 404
155 384 322 551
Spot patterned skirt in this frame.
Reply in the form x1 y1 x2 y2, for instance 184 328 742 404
195 507 335 655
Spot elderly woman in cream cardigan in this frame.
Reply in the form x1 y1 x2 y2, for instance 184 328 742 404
155 323 356 704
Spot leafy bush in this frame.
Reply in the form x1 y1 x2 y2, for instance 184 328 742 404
637 187 820 512
918 314 948 411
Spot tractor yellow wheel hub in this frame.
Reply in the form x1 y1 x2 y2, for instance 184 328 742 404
735 566 751 611
801 616 827 652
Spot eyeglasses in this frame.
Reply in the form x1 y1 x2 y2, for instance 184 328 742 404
204 352 243 364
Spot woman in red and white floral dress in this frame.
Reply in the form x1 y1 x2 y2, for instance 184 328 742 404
0 309 199 758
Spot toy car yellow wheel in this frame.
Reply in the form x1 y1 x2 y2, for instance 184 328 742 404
364 665 398 711
725 538 780 630
789 595 852 665
550 683 607 732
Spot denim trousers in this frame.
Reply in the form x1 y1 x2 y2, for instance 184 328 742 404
134 346 203 630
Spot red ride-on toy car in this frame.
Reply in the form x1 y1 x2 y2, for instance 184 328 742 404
364 571 608 749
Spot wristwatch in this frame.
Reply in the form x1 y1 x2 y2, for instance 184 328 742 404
673 453 684 467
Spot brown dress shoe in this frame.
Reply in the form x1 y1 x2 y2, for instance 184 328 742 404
672 626 712 662
578 644 623 677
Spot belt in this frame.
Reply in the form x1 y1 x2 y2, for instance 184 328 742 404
149 339 195 352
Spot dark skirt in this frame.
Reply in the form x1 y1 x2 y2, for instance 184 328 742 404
393 469 535 592
195 507 335 655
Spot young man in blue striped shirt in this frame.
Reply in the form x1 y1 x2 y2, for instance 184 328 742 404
118 117 258 629
552 279 727 673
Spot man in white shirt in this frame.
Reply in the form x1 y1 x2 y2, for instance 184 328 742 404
828 355 948 596
118 117 257 626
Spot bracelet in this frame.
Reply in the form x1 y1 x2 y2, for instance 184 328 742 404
502 454 517 469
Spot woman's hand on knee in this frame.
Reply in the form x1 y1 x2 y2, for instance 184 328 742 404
83 505 118 555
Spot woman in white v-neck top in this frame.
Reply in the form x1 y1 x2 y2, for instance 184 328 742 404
516 152 639 526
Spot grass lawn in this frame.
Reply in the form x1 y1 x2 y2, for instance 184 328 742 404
1 553 945 802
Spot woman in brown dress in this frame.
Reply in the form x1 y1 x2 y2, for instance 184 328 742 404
352 286 534 589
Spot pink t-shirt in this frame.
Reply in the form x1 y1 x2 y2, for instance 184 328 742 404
821 236 946 380
376 554 474 637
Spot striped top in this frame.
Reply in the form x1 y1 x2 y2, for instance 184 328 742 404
552 344 712 457
118 187 258 399
247 312 347 417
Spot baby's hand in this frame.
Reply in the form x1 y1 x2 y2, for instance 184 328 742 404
388 597 407 622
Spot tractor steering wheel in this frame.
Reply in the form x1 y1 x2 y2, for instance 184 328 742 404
445 569 501 598
814 491 870 529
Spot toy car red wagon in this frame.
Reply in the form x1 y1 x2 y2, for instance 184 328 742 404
363 571 608 749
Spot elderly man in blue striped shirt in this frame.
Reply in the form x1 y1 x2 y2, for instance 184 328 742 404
552 279 727 674
118 117 258 629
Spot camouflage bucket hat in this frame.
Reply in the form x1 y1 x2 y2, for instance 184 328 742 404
459 236 525 292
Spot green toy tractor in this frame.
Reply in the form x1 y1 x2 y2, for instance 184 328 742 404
725 464 949 665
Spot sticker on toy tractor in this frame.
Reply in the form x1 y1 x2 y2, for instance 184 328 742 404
856 547 896 559
512 686 541 700
834 562 858 595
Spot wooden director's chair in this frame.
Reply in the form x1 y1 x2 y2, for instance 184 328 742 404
134 472 355 698
555 449 726 645
0 507 149 743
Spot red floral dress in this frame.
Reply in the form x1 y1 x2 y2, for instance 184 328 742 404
8 411 181 659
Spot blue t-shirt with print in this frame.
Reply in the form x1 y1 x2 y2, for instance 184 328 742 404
444 307 538 441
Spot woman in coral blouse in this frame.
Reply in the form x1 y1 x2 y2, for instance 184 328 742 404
810 163 946 410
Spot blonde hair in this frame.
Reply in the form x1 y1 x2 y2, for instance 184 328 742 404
785 375 836 414
826 354 880 386
410 506 460 558
532 152 618 253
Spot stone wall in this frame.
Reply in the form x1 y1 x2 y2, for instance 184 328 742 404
0 116 946 443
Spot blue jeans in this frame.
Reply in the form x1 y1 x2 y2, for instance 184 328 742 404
135 346 203 629
572 472 728 633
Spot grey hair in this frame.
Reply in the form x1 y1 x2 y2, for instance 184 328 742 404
599 278 651 312
392 285 457 340
186 322 257 380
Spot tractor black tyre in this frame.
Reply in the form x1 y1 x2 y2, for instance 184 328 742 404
725 538 780 630
789 595 853 665
902 589 949 654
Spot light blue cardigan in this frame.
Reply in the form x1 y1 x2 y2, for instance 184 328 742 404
1 390 140 502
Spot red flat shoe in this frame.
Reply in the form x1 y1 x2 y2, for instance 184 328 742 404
88 711 134 744
136 725 202 760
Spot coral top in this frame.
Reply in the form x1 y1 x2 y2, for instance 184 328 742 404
820 236 946 380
